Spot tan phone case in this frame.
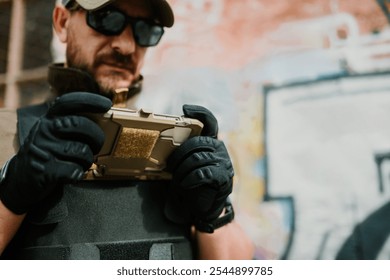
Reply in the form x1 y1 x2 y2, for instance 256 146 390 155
87 107 203 180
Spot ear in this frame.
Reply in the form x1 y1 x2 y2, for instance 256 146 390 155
52 5 70 43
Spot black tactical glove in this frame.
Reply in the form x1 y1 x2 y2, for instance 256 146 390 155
165 104 234 231
0 92 112 214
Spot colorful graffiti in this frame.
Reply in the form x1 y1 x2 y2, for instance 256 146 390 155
135 0 390 259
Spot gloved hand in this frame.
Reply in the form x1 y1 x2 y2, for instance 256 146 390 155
0 92 112 214
164 104 234 229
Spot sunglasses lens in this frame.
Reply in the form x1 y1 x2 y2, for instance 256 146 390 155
134 21 164 47
87 10 126 35
87 8 164 47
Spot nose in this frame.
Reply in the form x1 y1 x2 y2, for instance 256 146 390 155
110 24 136 55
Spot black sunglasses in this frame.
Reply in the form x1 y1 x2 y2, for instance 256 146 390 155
86 6 165 47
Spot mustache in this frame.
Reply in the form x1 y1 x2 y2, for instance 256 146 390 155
93 51 134 71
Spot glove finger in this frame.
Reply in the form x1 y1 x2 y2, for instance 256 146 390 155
177 166 233 221
183 104 218 137
177 164 233 191
26 158 84 193
48 92 112 117
164 178 230 225
41 139 94 171
167 136 219 171
50 116 105 154
171 151 219 186
204 187 232 221
186 185 218 218
46 159 85 184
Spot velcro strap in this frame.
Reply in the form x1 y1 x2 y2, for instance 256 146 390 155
14 240 181 260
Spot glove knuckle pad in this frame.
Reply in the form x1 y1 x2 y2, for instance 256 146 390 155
63 142 90 156
196 167 213 180
52 116 104 153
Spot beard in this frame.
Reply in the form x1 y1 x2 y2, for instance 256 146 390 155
66 36 138 97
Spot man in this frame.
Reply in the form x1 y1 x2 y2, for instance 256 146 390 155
0 0 254 259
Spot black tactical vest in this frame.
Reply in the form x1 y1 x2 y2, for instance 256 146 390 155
1 102 193 260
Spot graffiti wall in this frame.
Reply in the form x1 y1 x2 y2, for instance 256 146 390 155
265 73 390 259
134 0 390 259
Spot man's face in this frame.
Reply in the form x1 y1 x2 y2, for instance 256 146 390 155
65 0 153 95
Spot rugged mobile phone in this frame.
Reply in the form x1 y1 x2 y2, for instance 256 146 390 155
87 107 203 180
